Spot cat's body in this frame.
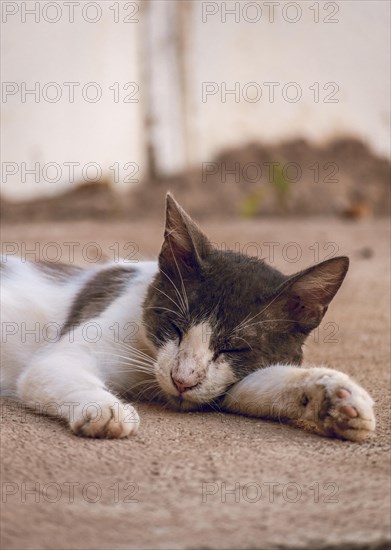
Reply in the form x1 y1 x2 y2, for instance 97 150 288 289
0 195 376 441
1 257 158 398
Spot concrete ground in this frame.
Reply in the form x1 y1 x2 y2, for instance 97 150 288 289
1 217 390 550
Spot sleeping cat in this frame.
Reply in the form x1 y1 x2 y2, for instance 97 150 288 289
1 194 375 442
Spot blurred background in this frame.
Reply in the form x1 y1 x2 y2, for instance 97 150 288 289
1 0 390 221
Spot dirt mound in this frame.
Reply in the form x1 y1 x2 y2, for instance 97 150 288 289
1 138 390 223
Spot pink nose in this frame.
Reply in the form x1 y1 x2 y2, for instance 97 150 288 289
171 375 197 394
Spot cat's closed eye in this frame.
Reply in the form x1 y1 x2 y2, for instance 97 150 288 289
213 348 251 360
171 322 182 342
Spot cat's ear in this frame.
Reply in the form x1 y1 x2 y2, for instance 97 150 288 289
159 193 212 274
276 256 349 332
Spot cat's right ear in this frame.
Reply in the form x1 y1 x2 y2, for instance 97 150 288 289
272 256 349 333
159 193 212 275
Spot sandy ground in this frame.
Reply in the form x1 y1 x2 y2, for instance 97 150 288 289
1 217 390 550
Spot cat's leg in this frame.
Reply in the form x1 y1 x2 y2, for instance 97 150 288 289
222 365 375 442
16 345 140 438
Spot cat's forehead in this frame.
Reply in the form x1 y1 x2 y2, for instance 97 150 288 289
177 251 287 330
196 252 284 308
206 250 285 294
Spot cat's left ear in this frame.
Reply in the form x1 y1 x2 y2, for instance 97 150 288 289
159 193 212 274
276 256 349 332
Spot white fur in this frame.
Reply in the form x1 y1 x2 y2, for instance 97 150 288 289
155 322 237 405
222 365 376 441
1 258 158 437
0 258 376 441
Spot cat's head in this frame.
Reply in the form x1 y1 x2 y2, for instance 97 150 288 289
143 194 349 410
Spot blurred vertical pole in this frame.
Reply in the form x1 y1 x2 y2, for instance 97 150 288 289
140 0 190 180
178 1 193 172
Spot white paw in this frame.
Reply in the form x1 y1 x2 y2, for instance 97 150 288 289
299 368 376 442
70 401 140 439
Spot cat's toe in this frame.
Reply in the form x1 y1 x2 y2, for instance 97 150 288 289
302 369 376 442
71 402 140 438
322 383 375 442
332 388 358 418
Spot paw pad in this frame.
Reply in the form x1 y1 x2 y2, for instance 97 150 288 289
336 388 350 399
340 404 358 418
336 388 358 418
303 371 376 441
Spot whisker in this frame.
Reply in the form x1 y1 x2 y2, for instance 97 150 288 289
160 267 188 317
135 382 162 402
231 335 253 350
94 350 155 367
99 337 156 363
105 365 155 376
231 312 253 336
144 306 184 319
165 237 189 314
143 385 165 404
129 379 159 393
208 398 223 415
93 357 155 374
151 285 187 319
230 275 299 335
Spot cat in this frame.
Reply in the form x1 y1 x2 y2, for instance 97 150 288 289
0 193 375 442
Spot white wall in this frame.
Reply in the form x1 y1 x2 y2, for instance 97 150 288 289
1 0 390 199
185 0 390 164
1 0 145 199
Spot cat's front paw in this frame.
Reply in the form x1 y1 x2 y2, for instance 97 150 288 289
70 401 140 438
299 368 375 442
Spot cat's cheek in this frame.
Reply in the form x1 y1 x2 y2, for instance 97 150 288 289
196 361 237 402
154 340 180 397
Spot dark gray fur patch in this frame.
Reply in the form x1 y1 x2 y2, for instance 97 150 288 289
143 195 349 393
143 250 304 379
37 261 85 282
61 266 136 336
